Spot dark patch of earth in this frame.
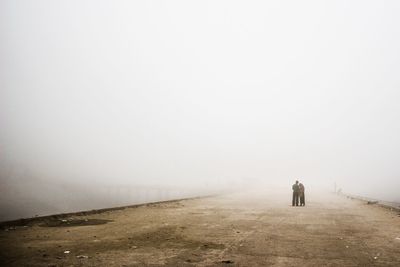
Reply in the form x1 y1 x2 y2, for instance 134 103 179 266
40 218 112 227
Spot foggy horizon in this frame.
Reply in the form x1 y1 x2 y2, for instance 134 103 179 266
1 0 400 221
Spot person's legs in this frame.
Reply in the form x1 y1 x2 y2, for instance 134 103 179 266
295 192 299 206
292 192 295 206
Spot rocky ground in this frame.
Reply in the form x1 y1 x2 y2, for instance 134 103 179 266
1 190 400 266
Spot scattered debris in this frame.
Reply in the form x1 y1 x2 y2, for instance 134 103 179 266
63 250 70 254
43 218 112 227
76 255 89 259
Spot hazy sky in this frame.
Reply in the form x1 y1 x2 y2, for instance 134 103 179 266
1 1 400 199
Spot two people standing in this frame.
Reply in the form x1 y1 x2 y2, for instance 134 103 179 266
292 180 305 206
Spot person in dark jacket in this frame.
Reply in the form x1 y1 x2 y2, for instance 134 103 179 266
292 180 300 206
299 182 305 206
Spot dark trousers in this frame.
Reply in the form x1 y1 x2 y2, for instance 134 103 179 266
300 193 305 206
292 192 299 206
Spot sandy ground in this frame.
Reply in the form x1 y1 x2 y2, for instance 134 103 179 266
0 190 400 266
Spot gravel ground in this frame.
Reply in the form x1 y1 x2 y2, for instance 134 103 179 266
1 190 399 266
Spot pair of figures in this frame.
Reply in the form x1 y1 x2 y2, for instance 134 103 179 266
292 180 305 206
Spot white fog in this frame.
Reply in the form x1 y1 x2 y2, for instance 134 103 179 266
1 0 400 221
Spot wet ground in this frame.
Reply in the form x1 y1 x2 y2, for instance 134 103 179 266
0 190 399 266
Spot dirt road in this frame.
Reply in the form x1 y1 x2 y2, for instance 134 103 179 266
1 190 400 266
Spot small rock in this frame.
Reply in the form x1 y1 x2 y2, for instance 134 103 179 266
222 260 234 264
76 255 89 259
131 246 138 249
64 250 70 254
374 256 378 260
